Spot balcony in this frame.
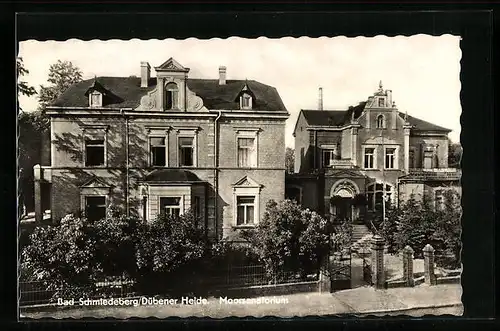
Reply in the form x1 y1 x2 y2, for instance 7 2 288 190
405 168 461 181
324 159 356 169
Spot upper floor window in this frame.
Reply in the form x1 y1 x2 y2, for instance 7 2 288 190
238 137 256 167
366 183 392 211
85 139 105 166
364 147 375 169
376 114 385 129
160 196 181 217
322 146 338 168
385 147 396 169
378 97 385 107
240 93 252 109
90 91 102 108
150 137 167 167
165 82 179 110
178 136 194 167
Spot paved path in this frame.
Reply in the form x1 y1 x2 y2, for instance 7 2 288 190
21 284 462 319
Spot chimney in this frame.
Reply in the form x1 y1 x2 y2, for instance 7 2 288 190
140 61 151 87
318 87 323 110
219 66 227 85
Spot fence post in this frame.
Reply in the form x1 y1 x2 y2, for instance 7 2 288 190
371 234 385 289
402 245 415 287
319 255 331 293
423 244 437 285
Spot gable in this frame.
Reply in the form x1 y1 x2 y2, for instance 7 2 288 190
80 177 111 188
155 57 189 72
232 176 262 188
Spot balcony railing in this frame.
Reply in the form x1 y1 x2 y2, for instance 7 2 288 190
406 168 461 180
324 159 355 169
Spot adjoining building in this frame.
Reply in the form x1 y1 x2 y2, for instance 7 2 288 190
287 83 461 224
33 58 289 241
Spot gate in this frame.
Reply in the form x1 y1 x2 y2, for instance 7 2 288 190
329 247 352 291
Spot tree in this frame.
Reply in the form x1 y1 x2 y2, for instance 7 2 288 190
17 57 37 99
242 199 334 279
448 139 462 168
285 147 295 173
38 60 83 110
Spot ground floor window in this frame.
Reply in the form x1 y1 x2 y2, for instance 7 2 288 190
85 196 106 222
236 196 255 225
160 197 182 217
366 183 392 211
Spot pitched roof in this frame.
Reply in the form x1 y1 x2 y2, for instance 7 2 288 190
299 104 451 132
51 77 287 112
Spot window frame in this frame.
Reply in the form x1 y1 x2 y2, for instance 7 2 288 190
236 195 256 226
234 128 260 168
176 128 199 167
89 91 103 108
232 176 262 227
159 196 183 217
240 93 253 110
378 97 385 107
384 145 400 170
237 136 257 168
149 136 168 167
363 146 376 169
366 182 393 211
376 114 385 129
83 195 107 222
164 82 179 110
321 145 338 168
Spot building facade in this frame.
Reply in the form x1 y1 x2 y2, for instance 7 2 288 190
288 83 461 222
34 58 289 241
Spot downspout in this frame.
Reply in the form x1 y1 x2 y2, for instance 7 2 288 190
214 111 222 241
121 109 130 217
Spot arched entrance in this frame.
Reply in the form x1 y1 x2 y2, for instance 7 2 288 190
330 179 360 223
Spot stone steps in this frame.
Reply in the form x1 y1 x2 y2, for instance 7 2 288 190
352 224 371 243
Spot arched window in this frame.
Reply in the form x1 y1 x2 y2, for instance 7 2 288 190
165 82 179 110
376 114 385 129
366 183 392 211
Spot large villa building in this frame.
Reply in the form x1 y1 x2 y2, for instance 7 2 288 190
32 61 460 238
33 58 289 241
286 83 461 223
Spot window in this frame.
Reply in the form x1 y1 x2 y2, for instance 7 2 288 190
165 82 178 110
364 148 375 169
150 137 166 167
179 137 194 166
85 196 106 222
90 92 102 107
236 196 255 225
435 189 444 211
322 148 338 167
193 196 201 222
409 148 415 168
240 93 252 109
160 197 181 217
366 183 392 211
385 148 396 169
238 137 256 167
378 97 385 107
376 114 385 129
85 139 105 166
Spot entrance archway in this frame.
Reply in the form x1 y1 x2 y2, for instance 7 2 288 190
330 179 360 222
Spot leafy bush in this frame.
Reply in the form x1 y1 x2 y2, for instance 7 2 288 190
382 191 461 268
242 199 333 279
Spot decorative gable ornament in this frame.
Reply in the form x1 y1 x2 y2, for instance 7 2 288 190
236 81 256 110
85 78 108 107
80 177 112 189
135 86 206 112
232 176 263 190
155 57 190 72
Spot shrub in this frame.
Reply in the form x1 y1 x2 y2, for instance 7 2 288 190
242 199 333 279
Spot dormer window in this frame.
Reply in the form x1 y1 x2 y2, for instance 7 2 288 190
240 93 252 110
165 82 179 110
378 97 385 107
89 91 102 108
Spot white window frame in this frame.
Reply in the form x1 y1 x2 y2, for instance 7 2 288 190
236 196 256 226
232 176 262 227
235 128 260 168
176 128 199 167
240 93 253 110
82 126 109 168
149 135 168 167
159 196 183 217
363 145 377 169
384 145 400 170
80 184 110 221
89 91 103 108
378 97 385 107
165 82 179 110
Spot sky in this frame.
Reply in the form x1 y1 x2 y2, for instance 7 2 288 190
18 35 461 147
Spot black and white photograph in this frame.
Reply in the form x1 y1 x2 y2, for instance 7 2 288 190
18 35 463 318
